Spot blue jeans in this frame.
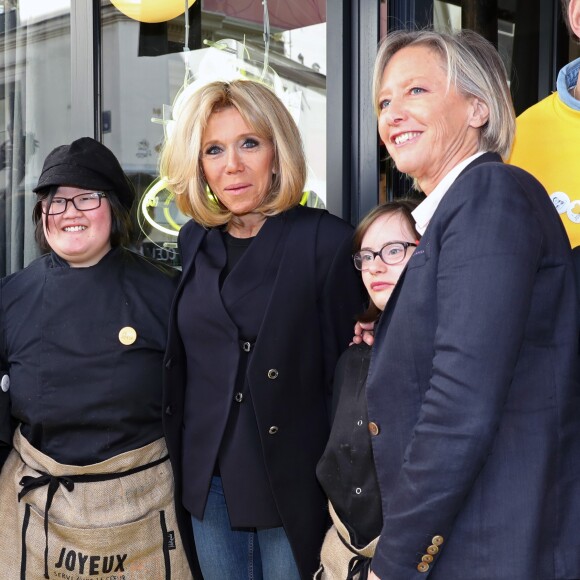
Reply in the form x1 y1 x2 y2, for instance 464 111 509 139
191 477 301 580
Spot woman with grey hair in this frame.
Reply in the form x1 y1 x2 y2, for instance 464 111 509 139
365 29 580 580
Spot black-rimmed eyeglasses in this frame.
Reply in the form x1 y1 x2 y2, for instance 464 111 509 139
353 241 418 271
41 192 107 215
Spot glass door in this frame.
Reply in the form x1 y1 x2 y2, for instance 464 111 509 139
0 0 72 275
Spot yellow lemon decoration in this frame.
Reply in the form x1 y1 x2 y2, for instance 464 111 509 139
110 0 196 24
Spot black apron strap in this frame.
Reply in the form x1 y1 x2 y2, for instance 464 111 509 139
20 503 31 580
335 527 372 580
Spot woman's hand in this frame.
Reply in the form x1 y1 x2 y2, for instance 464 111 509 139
351 320 375 346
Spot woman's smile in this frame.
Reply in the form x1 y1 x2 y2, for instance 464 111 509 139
44 186 112 267
377 44 485 194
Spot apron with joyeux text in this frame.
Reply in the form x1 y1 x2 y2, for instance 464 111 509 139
0 428 193 580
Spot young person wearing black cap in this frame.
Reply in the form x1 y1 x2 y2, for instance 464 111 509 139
0 138 197 578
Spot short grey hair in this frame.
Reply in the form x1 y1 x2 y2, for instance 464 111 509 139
372 28 515 160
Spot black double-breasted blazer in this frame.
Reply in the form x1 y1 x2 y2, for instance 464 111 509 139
163 205 365 579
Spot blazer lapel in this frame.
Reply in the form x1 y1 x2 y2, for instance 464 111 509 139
175 222 207 297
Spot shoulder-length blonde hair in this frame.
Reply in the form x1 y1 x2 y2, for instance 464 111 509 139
372 28 515 160
159 79 307 228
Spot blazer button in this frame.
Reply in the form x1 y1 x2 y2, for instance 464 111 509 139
421 555 434 563
368 421 380 436
267 369 279 379
1 374 9 392
234 392 244 403
417 562 429 573
165 405 173 415
268 426 279 435
426 545 439 555
432 535 444 546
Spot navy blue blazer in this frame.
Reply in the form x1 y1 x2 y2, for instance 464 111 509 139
367 153 580 579
163 205 365 579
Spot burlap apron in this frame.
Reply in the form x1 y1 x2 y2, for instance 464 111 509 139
314 501 379 580
0 428 193 580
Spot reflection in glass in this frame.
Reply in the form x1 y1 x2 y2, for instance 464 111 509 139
0 0 71 276
101 0 327 266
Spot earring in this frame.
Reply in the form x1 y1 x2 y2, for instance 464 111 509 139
205 183 219 206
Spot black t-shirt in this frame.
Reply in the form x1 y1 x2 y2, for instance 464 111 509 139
219 230 254 286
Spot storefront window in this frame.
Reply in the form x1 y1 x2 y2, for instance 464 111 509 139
381 0 568 201
0 0 71 276
101 0 327 266
433 1 514 94
433 0 566 114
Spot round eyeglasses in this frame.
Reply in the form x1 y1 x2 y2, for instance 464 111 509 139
353 241 418 271
42 192 107 215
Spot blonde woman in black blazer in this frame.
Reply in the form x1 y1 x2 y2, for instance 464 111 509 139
160 80 364 580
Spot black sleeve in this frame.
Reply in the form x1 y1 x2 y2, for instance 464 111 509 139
572 247 580 354
0 280 13 470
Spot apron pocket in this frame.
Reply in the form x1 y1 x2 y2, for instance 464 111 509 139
21 503 174 580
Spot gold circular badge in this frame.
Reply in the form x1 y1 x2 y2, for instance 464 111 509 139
118 326 137 345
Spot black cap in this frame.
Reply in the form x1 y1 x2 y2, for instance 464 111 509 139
33 137 135 210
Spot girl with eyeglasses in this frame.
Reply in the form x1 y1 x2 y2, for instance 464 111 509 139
315 199 421 580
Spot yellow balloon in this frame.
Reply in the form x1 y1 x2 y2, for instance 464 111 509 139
110 0 196 24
